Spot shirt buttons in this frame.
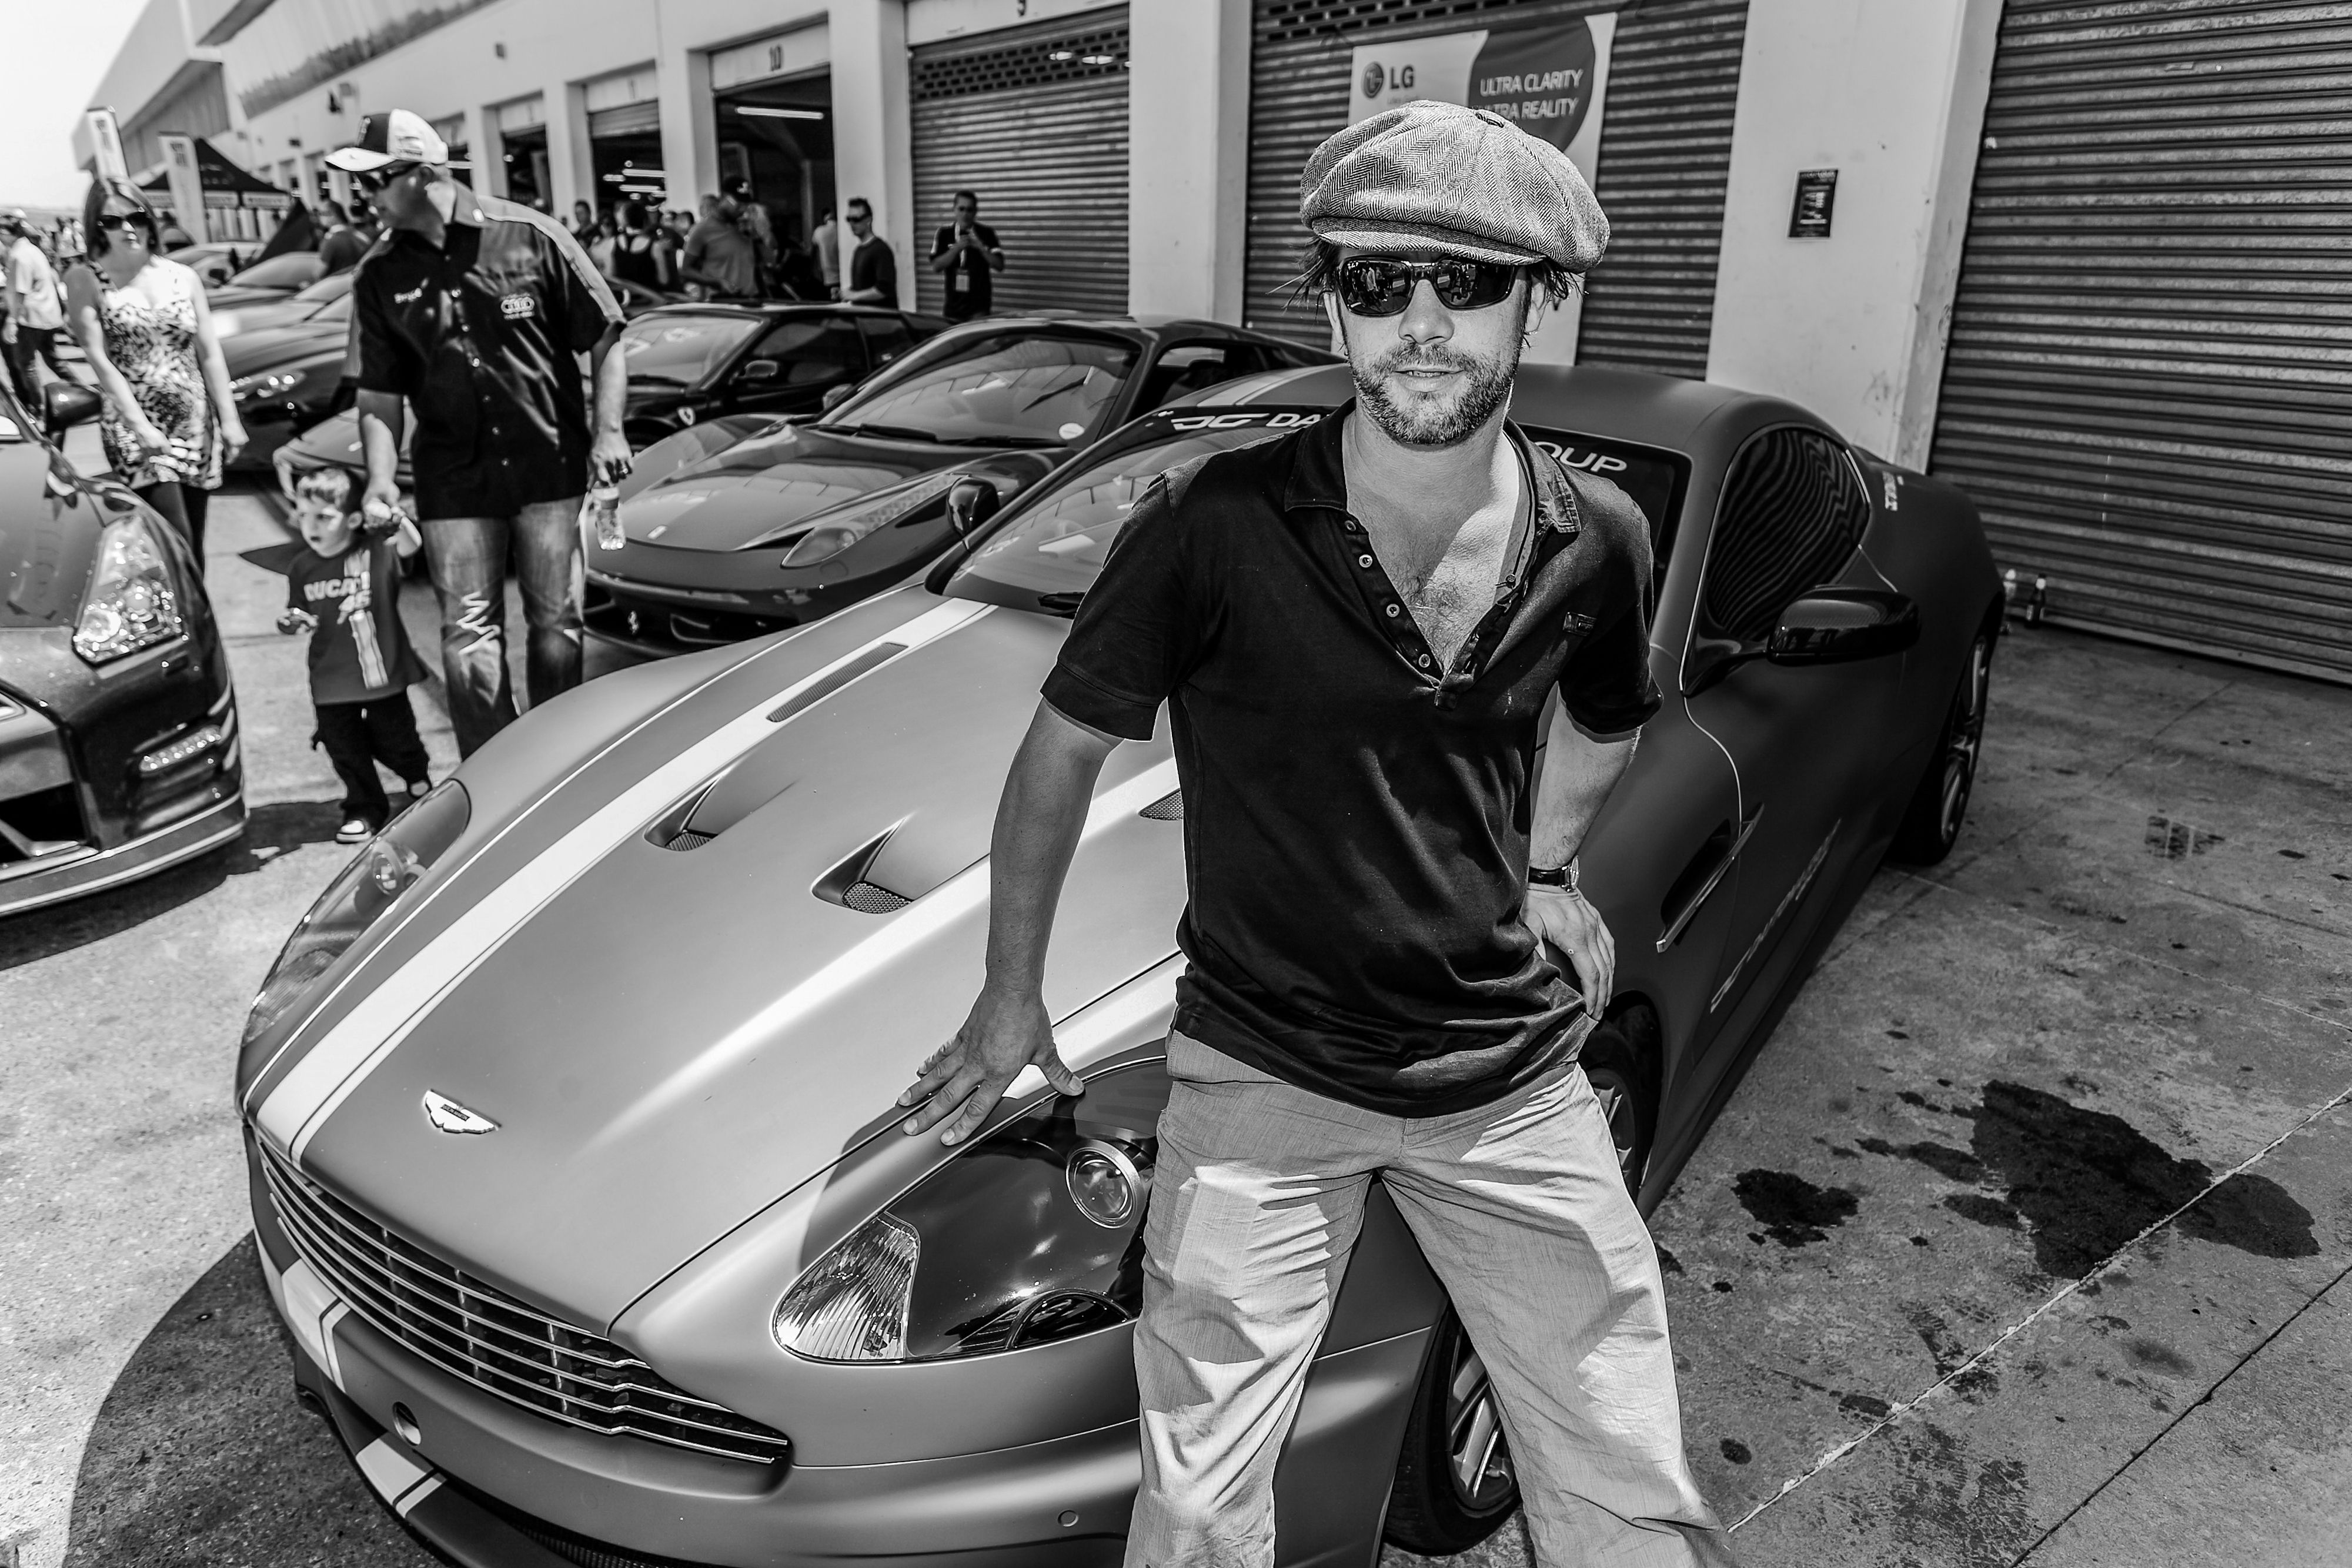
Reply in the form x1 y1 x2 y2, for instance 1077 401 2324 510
1358 553 1375 569
1417 653 1432 668
1385 603 1401 618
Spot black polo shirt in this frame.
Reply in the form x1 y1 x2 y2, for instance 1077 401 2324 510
350 186 623 521
1042 404 1661 1116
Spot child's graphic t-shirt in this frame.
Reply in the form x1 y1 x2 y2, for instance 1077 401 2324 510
286 536 429 704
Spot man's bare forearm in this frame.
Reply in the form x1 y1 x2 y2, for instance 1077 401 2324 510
356 389 404 492
589 326 626 441
984 701 1118 996
1530 702 1638 868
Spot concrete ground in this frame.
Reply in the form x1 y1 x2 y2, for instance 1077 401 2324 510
2 485 2347 1568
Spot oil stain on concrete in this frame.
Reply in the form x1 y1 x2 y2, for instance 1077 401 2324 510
1731 1170 1859 1247
1856 1080 2318 1278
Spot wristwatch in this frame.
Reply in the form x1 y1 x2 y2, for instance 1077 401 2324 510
1528 858 1580 892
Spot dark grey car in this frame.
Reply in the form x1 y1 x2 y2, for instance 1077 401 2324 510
235 362 1999 1566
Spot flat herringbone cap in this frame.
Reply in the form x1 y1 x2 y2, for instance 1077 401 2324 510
1299 99 1608 269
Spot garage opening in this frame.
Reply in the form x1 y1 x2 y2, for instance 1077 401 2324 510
495 96 550 211
586 69 662 223
711 26 834 298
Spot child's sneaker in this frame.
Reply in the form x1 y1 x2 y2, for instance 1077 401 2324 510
336 815 373 845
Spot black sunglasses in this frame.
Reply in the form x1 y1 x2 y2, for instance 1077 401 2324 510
95 213 146 233
1335 256 1522 317
356 162 423 193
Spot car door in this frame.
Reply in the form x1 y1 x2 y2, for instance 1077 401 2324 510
724 315 869 416
1681 426 1905 1033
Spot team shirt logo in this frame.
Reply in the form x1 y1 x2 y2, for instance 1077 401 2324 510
500 292 536 320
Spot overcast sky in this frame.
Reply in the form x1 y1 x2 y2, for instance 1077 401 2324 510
0 0 151 210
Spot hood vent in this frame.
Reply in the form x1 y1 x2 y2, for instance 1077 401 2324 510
1140 789 1184 821
840 881 912 914
813 825 914 914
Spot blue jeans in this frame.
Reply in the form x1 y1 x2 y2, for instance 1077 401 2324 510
420 499 583 757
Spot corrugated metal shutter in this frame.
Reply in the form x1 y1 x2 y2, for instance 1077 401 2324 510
1929 0 2352 684
1241 0 1748 376
589 101 660 138
910 11 1130 320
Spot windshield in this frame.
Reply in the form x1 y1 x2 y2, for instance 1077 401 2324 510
948 407 1689 613
823 330 1137 446
224 253 323 290
618 313 760 386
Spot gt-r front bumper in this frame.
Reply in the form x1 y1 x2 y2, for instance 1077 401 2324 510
0 788 244 918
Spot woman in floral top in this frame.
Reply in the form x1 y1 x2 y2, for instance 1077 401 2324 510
62 179 246 566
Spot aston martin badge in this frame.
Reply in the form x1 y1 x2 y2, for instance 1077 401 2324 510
423 1089 500 1135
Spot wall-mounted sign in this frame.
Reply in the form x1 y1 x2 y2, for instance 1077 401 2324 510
1347 14 1618 364
1789 168 1838 238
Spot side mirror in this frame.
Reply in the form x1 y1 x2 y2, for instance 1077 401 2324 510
1767 587 1919 666
737 359 781 382
821 383 855 411
43 382 102 438
945 476 1000 539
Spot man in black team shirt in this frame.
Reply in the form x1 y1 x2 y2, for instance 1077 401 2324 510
897 101 1738 1568
927 189 1003 323
329 109 630 758
841 198 897 309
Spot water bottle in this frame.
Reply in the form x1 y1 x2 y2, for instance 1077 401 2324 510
584 486 624 551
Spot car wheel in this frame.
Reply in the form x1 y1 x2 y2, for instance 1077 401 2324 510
1383 1307 1521 1555
1889 618 1996 865
1579 1005 1662 1195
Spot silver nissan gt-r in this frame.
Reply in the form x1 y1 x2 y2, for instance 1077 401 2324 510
236 360 2000 1567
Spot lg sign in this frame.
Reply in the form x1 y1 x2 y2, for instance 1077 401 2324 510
1361 61 1415 98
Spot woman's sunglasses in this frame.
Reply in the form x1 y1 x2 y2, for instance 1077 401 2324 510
96 213 149 235
1335 256 1522 317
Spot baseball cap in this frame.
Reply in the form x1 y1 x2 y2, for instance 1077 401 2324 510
1299 99 1608 272
325 109 455 173
0 209 26 233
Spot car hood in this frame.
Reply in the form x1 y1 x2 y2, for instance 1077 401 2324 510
205 284 299 309
0 442 103 630
223 323 343 376
246 588 1185 1331
616 423 990 553
213 299 319 340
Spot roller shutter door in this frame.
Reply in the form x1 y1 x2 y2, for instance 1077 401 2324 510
1929 1 2352 684
1241 0 1748 375
910 11 1130 320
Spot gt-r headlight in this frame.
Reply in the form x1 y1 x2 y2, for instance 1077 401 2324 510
242 781 470 1047
230 367 306 402
773 1061 1169 1362
74 516 184 664
768 470 968 568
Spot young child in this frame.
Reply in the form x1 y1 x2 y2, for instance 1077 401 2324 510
276 468 433 844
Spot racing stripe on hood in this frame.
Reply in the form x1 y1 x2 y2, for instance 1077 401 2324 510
257 600 993 1164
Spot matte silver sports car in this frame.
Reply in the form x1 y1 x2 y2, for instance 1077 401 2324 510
237 362 1999 1566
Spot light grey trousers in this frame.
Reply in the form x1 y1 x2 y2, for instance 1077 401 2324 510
1125 1033 1737 1568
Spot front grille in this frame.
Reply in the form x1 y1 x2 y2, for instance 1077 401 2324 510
259 1142 790 1465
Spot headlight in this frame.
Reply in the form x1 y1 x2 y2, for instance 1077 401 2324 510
74 517 185 664
771 470 967 567
242 781 470 1047
230 367 305 402
773 1060 1169 1362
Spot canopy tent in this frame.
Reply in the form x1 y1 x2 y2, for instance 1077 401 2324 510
138 136 292 213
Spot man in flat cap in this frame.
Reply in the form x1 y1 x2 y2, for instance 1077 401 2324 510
903 101 1734 1566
